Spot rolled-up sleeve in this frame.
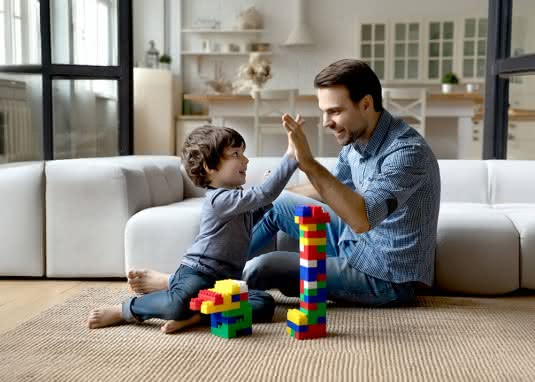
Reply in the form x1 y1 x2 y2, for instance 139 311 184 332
362 144 427 229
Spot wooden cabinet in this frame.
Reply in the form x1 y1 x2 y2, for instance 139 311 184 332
471 120 535 160
507 121 535 160
133 68 175 155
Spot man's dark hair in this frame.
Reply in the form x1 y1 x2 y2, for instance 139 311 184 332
314 59 384 112
181 125 246 188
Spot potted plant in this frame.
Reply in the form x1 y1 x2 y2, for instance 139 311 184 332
159 54 172 70
441 72 459 93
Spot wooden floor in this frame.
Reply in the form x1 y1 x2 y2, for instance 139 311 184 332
0 280 125 334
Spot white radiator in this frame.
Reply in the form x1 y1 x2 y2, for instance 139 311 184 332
0 98 37 163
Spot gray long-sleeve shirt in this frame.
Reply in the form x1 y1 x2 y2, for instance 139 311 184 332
181 154 298 279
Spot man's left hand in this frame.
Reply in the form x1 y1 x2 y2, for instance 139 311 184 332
282 113 315 172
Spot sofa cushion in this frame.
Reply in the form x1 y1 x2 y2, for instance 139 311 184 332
488 160 535 204
0 161 44 276
438 160 489 203
46 156 183 277
106 156 183 206
125 198 204 273
436 204 519 294
494 208 535 289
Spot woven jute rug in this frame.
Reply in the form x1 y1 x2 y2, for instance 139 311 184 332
1 287 535 381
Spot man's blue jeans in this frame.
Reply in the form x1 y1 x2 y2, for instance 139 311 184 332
122 265 275 323
243 191 416 306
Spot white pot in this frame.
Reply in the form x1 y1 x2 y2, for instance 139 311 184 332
441 83 453 93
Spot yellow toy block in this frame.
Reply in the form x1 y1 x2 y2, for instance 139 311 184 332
213 279 242 295
200 300 241 314
299 224 320 232
287 308 308 325
300 237 327 246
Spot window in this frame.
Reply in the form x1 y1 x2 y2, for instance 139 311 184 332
462 18 487 79
0 0 40 65
392 22 420 80
360 23 386 80
427 21 454 80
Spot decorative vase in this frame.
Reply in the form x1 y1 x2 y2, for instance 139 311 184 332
441 83 453 93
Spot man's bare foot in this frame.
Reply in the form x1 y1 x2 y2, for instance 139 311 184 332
87 305 124 329
127 269 170 294
161 314 201 334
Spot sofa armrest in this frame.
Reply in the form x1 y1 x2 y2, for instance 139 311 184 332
0 162 44 276
46 159 151 277
45 156 183 277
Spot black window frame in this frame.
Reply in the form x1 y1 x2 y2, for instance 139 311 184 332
0 0 133 160
484 0 535 159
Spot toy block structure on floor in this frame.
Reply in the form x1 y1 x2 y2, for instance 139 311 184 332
287 205 330 340
190 279 252 339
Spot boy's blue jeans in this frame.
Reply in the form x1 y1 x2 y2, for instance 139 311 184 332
243 191 417 306
122 265 275 323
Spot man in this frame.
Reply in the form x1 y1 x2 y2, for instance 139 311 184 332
127 59 440 307
242 59 441 306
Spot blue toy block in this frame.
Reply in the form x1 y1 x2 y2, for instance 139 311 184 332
317 316 327 324
317 259 326 273
294 206 312 217
300 266 319 281
301 289 327 303
236 327 252 337
287 320 308 332
232 294 241 302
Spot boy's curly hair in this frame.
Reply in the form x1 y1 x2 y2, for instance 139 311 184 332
181 125 246 188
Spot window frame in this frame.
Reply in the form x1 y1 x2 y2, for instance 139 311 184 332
483 0 535 159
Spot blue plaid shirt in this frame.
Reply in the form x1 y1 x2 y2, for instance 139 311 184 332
332 110 440 286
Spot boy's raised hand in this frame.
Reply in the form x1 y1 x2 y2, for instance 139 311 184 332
282 113 314 170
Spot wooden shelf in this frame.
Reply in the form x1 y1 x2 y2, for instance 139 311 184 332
181 52 272 56
181 29 265 34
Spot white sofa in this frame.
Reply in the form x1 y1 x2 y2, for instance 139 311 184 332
4 156 535 295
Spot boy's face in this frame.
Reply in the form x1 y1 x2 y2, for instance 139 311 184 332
207 145 249 189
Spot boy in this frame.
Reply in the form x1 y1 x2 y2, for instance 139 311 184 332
87 125 299 333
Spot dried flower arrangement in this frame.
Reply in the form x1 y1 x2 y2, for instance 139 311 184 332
233 53 272 93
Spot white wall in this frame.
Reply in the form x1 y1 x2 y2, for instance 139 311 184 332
133 0 535 94
133 0 166 67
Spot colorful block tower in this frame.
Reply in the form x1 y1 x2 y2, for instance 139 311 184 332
190 279 252 339
286 205 330 340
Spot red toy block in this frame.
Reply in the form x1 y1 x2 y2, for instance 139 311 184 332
239 292 248 301
300 301 317 311
294 323 327 340
301 230 327 238
316 273 327 282
198 290 223 304
300 246 326 260
311 206 324 217
296 216 330 225
190 297 202 310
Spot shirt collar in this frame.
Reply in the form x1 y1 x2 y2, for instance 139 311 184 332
352 110 392 158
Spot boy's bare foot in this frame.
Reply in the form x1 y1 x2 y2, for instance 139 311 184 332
161 314 201 334
127 269 170 294
87 305 124 329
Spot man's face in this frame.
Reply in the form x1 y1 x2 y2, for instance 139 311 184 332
317 85 369 146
